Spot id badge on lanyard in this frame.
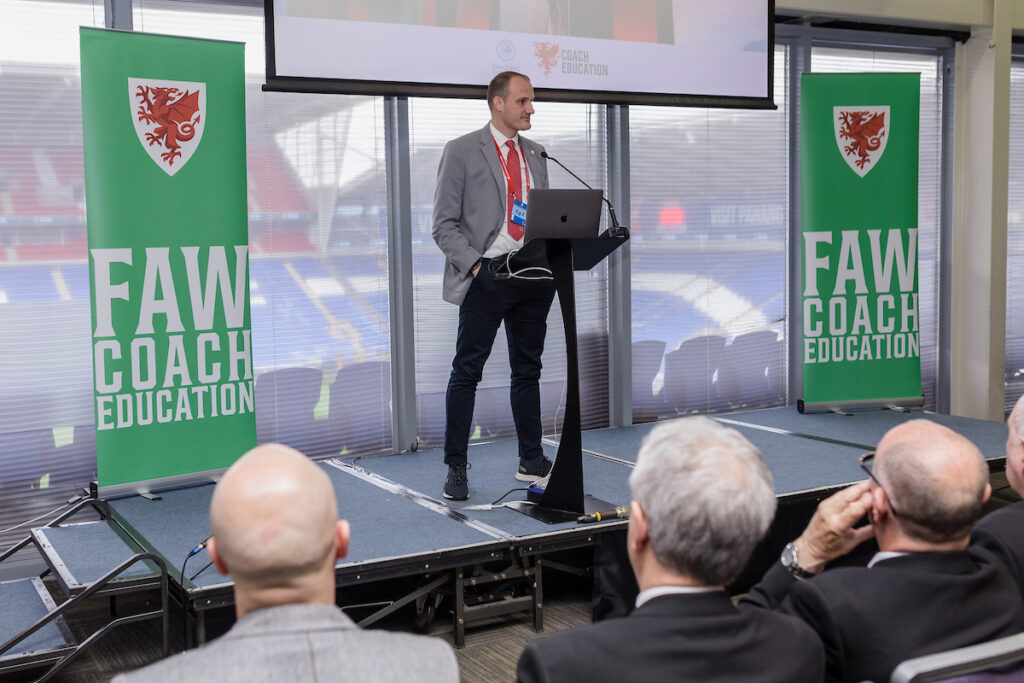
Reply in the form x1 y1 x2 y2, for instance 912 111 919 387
511 199 527 226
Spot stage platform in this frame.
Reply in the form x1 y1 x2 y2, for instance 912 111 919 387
25 406 1009 647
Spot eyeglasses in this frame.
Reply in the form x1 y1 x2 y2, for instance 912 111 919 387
858 452 900 518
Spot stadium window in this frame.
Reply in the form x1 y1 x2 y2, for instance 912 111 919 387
629 45 789 420
408 97 610 444
1007 57 1024 412
0 4 964 579
132 0 393 458
0 0 105 573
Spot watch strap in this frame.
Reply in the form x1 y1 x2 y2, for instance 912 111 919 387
782 542 815 580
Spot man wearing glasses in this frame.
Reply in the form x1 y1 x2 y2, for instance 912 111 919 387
742 419 1024 683
972 393 1024 592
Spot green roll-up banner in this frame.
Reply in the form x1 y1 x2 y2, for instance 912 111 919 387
800 72 923 412
81 28 255 488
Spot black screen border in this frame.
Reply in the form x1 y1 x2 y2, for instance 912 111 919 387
264 0 776 110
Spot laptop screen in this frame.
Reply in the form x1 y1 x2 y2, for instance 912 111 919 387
523 189 604 241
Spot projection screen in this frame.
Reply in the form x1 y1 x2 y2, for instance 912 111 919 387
265 0 774 108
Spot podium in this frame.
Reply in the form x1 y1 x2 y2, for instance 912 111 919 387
505 222 629 524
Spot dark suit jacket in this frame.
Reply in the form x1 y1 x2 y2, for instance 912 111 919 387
516 590 824 683
742 549 1024 683
973 501 1024 596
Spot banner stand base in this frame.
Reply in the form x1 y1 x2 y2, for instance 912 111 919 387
798 395 925 414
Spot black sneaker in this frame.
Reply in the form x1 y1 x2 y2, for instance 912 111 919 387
443 463 470 500
516 456 553 482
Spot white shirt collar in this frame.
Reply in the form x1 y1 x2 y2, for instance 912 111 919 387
489 122 519 147
867 550 909 568
635 585 723 609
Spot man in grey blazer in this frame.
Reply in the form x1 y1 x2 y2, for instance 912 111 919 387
432 71 555 500
113 444 458 683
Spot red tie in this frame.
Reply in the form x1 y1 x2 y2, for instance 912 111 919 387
506 140 524 240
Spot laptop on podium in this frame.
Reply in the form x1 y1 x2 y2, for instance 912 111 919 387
500 189 604 273
523 189 603 240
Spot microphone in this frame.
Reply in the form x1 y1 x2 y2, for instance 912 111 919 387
540 151 629 238
577 505 630 524
187 537 210 558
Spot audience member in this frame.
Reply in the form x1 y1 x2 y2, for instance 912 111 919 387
743 419 1024 683
516 417 825 683
114 444 458 683
972 393 1024 593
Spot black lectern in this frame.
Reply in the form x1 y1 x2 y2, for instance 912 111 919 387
504 190 629 524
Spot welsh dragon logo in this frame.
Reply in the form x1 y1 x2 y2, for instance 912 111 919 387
534 42 559 77
129 78 206 176
833 106 889 178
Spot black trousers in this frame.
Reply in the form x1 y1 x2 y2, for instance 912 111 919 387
443 261 556 467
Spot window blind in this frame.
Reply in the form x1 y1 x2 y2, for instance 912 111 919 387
1006 59 1024 412
134 0 394 458
628 45 789 419
0 0 104 575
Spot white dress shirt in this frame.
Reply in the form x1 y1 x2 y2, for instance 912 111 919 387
634 585 724 609
483 122 530 258
867 550 909 568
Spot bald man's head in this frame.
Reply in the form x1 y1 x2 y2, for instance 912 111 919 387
874 420 989 544
1006 395 1024 496
209 444 345 595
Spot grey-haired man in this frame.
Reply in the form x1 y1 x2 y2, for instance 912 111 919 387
517 417 824 683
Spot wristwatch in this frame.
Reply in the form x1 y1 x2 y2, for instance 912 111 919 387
781 542 815 579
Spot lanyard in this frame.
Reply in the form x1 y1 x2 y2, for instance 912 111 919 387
492 137 531 200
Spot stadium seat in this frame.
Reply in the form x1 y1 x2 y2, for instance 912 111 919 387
49 426 98 488
578 332 609 430
254 367 332 457
540 380 566 436
416 391 447 450
328 361 392 456
0 428 55 495
662 335 726 415
631 340 666 423
473 386 516 440
15 238 87 261
716 330 784 409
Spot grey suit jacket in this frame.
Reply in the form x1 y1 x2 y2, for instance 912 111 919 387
432 124 549 305
112 603 459 683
